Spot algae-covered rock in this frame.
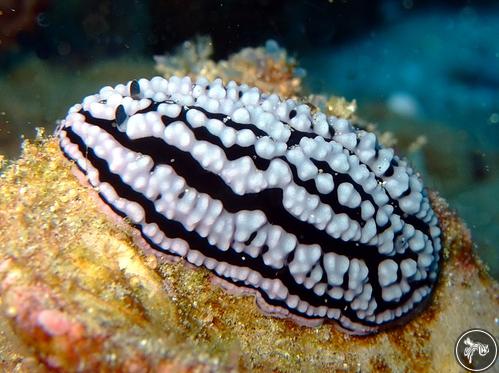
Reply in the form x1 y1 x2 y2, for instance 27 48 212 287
155 36 303 99
0 134 497 372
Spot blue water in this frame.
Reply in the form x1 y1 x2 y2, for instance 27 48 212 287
302 7 499 150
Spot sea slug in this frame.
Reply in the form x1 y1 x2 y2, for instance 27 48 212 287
56 76 442 335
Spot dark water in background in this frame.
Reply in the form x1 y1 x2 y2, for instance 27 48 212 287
0 0 497 277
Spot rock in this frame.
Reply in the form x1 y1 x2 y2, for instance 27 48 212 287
0 136 497 372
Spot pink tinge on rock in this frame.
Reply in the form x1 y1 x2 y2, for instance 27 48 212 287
37 309 72 336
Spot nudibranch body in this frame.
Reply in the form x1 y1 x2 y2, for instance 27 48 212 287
57 76 441 335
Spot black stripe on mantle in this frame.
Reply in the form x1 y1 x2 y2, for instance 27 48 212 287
77 108 420 265
82 104 431 240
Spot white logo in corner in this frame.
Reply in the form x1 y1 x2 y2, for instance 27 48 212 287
455 329 497 372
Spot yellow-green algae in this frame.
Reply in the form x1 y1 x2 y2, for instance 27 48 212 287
0 134 498 372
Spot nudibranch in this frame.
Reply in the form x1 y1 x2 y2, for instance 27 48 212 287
57 76 442 335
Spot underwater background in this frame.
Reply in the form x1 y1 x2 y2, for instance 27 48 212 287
0 0 498 279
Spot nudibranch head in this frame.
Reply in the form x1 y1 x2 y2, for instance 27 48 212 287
57 76 442 335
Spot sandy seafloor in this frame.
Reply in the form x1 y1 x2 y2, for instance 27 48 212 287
0 4 498 280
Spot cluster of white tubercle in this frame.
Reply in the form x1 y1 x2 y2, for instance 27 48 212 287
58 76 442 334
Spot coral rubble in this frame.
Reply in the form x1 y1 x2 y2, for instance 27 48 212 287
155 37 303 99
